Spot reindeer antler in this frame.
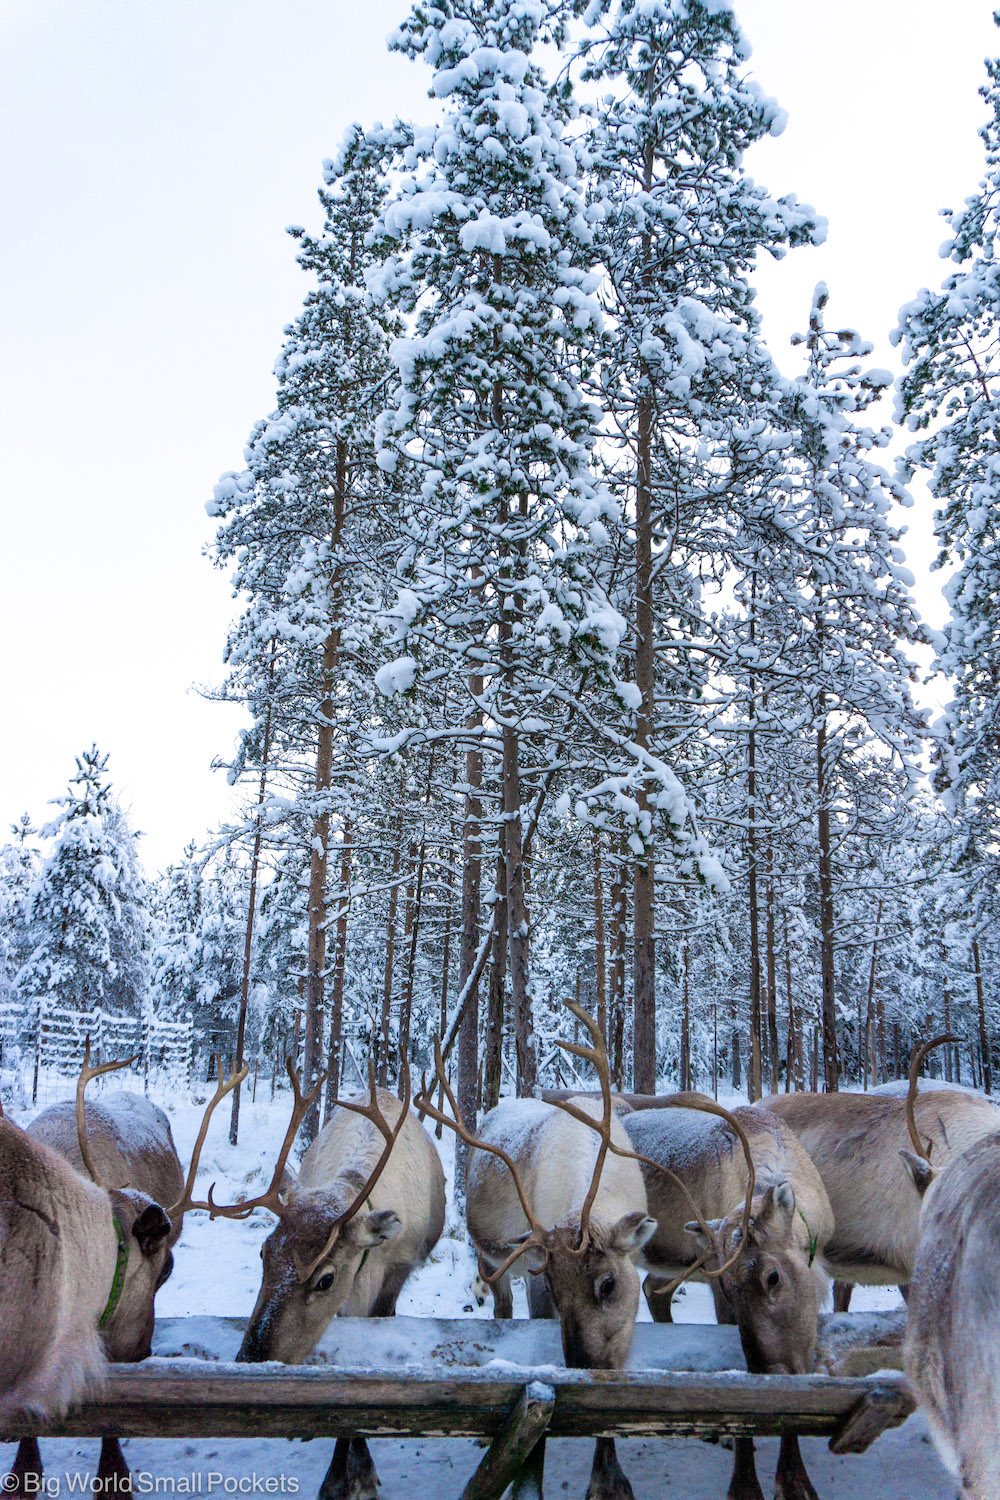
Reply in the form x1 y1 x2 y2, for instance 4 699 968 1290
547 1001 757 1296
293 1050 413 1283
904 1033 959 1164
166 1055 251 1218
76 1036 138 1189
415 1039 551 1285
198 1057 325 1222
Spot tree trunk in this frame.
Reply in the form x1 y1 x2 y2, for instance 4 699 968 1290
592 829 607 1042
679 941 691 1092
632 139 657 1096
230 639 276 1146
323 820 352 1118
455 646 484 1207
399 838 426 1084
302 437 348 1146
483 837 508 1115
378 824 403 1087
863 900 882 1090
396 842 418 1077
974 939 991 1093
816 712 838 1092
746 566 763 1103
765 842 779 1095
608 851 627 1086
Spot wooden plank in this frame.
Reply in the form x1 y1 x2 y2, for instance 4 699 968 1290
460 1382 554 1500
0 1362 914 1445
828 1384 916 1455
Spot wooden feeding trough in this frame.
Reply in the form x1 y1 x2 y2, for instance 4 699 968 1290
1 1313 914 1500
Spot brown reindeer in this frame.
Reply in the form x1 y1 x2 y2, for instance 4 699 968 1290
2 1048 243 1495
899 1111 1000 1499
418 1002 658 1500
760 1036 1000 1301
227 1057 445 1500
622 1103 833 1500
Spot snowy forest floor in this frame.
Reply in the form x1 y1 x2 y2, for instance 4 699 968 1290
2 1072 956 1500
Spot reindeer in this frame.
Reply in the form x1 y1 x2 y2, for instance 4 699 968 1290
222 1057 445 1500
418 1002 659 1500
2 1048 243 1496
899 1111 1000 1499
759 1036 1000 1309
621 1103 833 1500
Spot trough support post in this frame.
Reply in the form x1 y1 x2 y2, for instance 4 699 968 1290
828 1382 915 1454
460 1380 554 1500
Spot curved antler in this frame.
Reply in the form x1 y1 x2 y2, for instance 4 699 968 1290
167 1055 250 1218
293 1050 413 1283
905 1033 960 1164
415 1039 551 1285
76 1036 138 1189
199 1057 325 1221
546 1001 757 1294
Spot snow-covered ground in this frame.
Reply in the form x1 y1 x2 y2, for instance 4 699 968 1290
3 1073 955 1498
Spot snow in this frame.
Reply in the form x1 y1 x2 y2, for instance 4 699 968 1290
1 1078 945 1496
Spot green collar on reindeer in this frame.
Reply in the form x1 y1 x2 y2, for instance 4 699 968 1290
99 1211 130 1328
797 1208 818 1268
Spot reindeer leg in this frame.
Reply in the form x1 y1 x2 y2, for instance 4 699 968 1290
97 1438 130 1488
643 1272 673 1323
774 1435 818 1500
832 1281 853 1313
585 1436 635 1500
316 1438 380 1500
511 1435 545 1499
726 1438 766 1500
527 1277 555 1320
369 1265 410 1317
492 1273 514 1320
6 1438 42 1498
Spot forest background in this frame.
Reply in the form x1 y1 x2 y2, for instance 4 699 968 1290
3 0 1000 1138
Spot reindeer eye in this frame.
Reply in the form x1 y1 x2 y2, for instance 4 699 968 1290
315 1273 335 1293
597 1274 617 1302
766 1269 780 1291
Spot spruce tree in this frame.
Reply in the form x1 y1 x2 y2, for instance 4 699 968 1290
18 748 149 1020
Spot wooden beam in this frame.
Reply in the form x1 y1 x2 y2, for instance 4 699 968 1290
828 1383 916 1455
1 1362 914 1446
460 1382 553 1500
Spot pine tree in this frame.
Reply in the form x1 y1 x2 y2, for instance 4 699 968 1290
894 27 1000 927
576 0 823 1087
370 0 647 1098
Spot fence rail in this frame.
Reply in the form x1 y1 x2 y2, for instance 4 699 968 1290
0 1000 193 1098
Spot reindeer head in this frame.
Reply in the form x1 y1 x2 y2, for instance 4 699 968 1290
686 1180 826 1375
419 1002 656 1372
74 1043 247 1363
527 1209 656 1370
226 1058 410 1365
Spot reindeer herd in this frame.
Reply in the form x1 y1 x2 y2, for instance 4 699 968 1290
1 1009 998 1500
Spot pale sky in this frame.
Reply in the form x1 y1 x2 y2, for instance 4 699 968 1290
1 1 997 872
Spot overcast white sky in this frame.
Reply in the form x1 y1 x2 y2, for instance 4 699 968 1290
1 1 997 873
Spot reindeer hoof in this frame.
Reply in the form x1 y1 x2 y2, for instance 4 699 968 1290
317 1438 381 1500
585 1437 635 1500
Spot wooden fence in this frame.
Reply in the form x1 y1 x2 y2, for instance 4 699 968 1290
0 1000 194 1098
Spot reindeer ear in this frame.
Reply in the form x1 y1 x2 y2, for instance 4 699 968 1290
609 1212 657 1254
132 1203 172 1257
348 1209 402 1247
899 1149 935 1196
684 1217 722 1249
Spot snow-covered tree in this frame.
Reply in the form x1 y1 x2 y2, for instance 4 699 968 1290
894 29 1000 928
18 748 150 1017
